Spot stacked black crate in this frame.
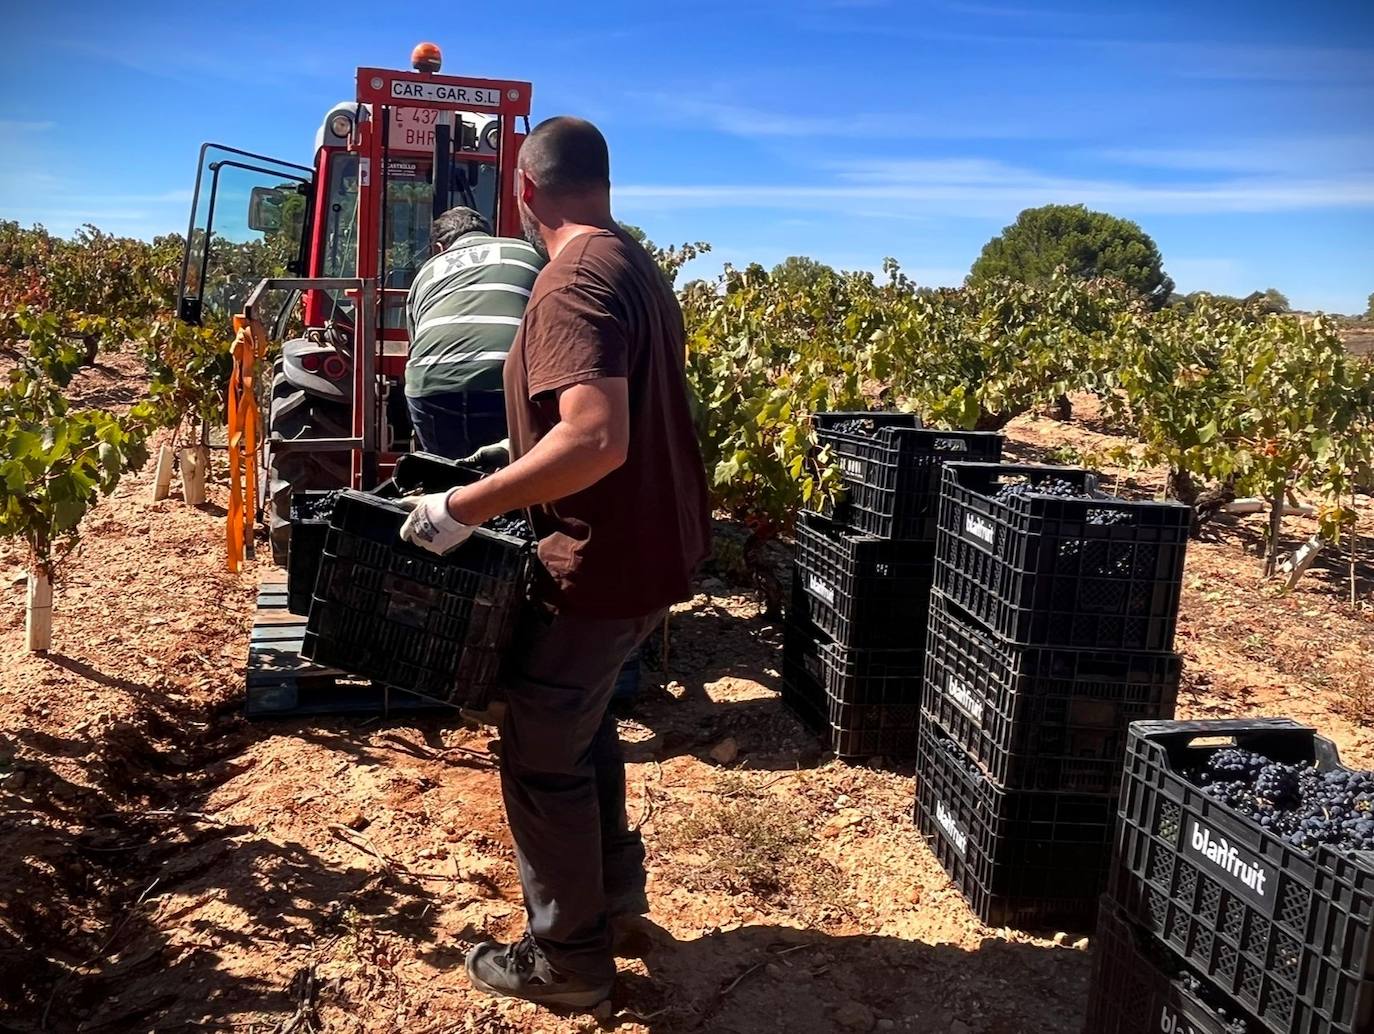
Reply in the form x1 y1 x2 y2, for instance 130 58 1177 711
917 462 1188 929
782 413 1003 760
1086 717 1374 1034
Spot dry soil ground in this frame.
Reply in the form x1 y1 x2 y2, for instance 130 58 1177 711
3 360 1373 1034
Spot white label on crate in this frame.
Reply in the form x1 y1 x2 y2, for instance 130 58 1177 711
807 574 836 605
946 673 983 726
841 457 865 478
934 438 968 452
935 799 969 857
1185 818 1273 913
1156 1002 1204 1034
964 513 995 548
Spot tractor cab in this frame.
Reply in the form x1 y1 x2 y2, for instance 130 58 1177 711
175 43 532 565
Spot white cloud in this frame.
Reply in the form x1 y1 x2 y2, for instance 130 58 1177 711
636 94 1058 141
616 157 1374 217
1099 136 1374 175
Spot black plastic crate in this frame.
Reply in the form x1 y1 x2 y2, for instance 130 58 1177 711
813 411 1004 541
301 490 533 707
914 720 1116 929
391 451 485 494
286 490 334 616
1087 895 1260 1034
781 614 827 735
923 591 1180 793
1112 719 1374 1034
793 511 934 648
934 462 1190 651
780 608 923 759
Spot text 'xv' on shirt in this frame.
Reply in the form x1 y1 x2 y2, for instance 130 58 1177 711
504 227 712 619
405 233 544 398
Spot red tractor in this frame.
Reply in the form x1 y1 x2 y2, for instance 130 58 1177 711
176 43 532 564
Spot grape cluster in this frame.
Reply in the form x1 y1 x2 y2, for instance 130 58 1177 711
993 477 1083 502
298 490 345 521
932 733 984 781
831 418 877 438
1205 748 1268 782
1184 748 1374 854
485 513 534 540
992 478 1132 528
1178 972 1250 1033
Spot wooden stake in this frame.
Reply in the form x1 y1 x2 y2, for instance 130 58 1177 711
181 445 208 505
26 568 52 653
152 444 175 501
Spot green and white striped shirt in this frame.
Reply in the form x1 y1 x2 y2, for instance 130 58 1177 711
404 233 545 398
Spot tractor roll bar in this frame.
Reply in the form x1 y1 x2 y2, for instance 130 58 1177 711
242 277 380 456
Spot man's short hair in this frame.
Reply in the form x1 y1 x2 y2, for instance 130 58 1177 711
432 206 491 250
518 117 610 197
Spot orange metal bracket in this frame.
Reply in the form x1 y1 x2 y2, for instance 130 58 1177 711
227 315 266 572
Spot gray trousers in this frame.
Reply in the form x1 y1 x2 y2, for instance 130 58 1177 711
499 607 663 982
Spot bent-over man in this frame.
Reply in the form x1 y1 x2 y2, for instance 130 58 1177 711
404 206 543 459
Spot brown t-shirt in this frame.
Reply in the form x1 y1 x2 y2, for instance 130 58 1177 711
503 227 712 619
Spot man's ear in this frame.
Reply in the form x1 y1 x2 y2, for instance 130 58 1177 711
518 168 536 206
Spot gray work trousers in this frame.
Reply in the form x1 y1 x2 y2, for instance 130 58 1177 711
499 606 664 982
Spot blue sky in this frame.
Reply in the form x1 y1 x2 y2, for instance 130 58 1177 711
2 0 1371 312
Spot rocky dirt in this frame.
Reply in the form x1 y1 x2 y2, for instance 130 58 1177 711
3 372 1373 1033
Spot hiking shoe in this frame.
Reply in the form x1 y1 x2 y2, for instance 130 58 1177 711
465 933 613 1009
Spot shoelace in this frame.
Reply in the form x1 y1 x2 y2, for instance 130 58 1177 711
502 933 540 976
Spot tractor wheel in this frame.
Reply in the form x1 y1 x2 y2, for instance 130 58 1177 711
264 375 351 565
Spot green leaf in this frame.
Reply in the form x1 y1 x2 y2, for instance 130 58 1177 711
53 496 86 532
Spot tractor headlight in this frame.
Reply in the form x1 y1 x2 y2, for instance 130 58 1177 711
483 122 500 151
329 113 354 139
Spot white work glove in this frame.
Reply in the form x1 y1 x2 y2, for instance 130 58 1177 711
460 438 511 470
399 490 476 555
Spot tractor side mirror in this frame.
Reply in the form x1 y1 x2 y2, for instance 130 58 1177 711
248 186 287 232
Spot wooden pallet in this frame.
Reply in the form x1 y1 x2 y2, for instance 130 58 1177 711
245 573 449 718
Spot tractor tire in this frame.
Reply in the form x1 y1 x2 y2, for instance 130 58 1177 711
264 375 351 566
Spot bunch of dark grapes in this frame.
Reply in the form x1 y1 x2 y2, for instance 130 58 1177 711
933 734 984 780
992 477 1133 528
300 490 345 521
1085 506 1131 528
1185 748 1374 854
993 477 1083 503
1205 748 1268 783
832 418 877 438
1177 972 1250 1032
485 514 534 540
1255 763 1303 807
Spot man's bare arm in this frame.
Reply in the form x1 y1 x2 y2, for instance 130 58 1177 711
444 377 629 526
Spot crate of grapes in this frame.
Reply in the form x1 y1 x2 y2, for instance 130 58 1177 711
934 463 1190 652
914 720 1116 929
286 489 336 616
813 412 1003 541
793 511 935 648
781 603 924 759
301 490 534 707
1086 895 1259 1034
1112 718 1374 1034
923 591 1180 793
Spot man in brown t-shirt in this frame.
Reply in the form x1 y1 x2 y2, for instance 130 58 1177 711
398 116 711 1008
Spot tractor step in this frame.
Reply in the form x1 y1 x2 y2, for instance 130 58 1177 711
245 572 451 717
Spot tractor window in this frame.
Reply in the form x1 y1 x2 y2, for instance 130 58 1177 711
380 160 500 328
322 154 360 279
176 144 313 333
